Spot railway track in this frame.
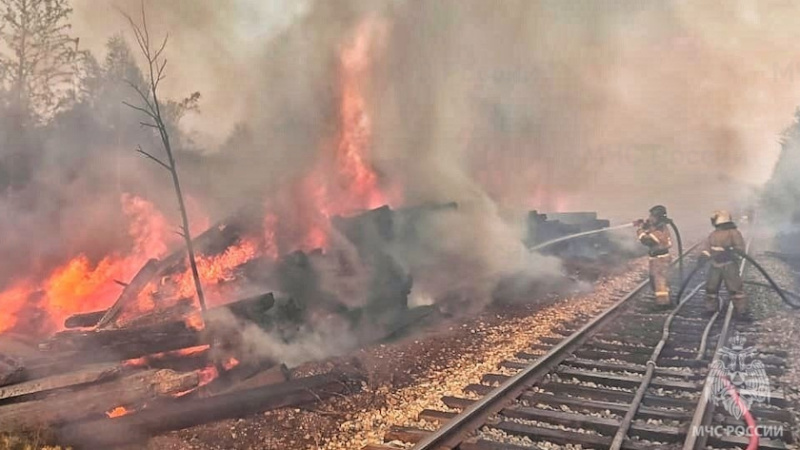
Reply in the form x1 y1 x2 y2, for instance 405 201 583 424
366 237 796 450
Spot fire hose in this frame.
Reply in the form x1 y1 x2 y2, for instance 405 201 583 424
733 248 800 309
666 219 684 282
674 250 761 449
721 374 760 450
674 250 800 309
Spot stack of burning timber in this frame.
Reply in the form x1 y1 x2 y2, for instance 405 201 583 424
0 203 459 446
0 221 359 447
0 202 622 445
0 298 354 447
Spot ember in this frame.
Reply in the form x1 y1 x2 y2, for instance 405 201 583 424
222 356 240 371
106 406 132 418
184 313 206 331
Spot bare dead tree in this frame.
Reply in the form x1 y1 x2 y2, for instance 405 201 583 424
121 3 207 312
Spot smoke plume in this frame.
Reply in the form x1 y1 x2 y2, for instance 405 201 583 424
67 1 800 225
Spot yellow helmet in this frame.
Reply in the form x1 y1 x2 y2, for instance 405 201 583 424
710 210 732 227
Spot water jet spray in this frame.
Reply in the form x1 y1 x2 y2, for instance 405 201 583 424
528 223 634 252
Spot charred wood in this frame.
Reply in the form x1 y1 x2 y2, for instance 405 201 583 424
63 292 273 331
133 347 211 373
40 321 202 361
0 354 24 387
193 362 288 398
58 371 356 447
121 298 196 329
224 363 290 394
206 292 275 324
0 369 198 433
0 363 121 402
38 293 276 372
64 310 106 329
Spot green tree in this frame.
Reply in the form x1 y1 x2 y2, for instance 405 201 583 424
0 0 86 120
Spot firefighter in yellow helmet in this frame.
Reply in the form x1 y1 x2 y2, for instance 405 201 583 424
700 210 748 318
636 205 673 307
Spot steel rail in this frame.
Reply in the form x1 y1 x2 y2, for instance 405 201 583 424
608 281 705 449
410 241 701 450
682 234 754 450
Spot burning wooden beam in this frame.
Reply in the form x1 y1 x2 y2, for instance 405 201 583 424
0 363 121 401
0 369 199 433
193 362 289 398
122 298 196 329
40 321 202 362
58 371 355 448
38 293 277 374
205 292 275 323
64 310 107 329
129 346 211 373
63 292 275 330
95 258 161 329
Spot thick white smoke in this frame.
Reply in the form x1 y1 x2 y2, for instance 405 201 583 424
71 0 800 223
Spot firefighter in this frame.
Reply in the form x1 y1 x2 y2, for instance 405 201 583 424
636 205 673 307
700 210 748 319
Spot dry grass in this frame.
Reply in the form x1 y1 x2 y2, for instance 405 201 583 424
0 430 70 450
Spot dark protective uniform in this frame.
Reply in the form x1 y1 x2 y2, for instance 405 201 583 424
701 223 747 314
637 220 673 305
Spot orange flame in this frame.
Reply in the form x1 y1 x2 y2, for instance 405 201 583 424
260 17 398 257
124 345 210 368
0 195 177 335
263 213 280 260
184 312 205 331
133 238 260 315
0 18 400 337
106 406 132 418
332 17 390 212
222 356 240 371
197 366 219 387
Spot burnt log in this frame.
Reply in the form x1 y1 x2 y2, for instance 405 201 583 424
96 258 161 329
206 292 275 324
63 292 274 331
40 321 202 361
64 310 107 329
134 347 211 373
192 362 288 398
0 369 199 433
225 363 290 394
0 363 121 401
0 354 24 387
58 371 356 448
37 293 277 371
121 298 196 329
